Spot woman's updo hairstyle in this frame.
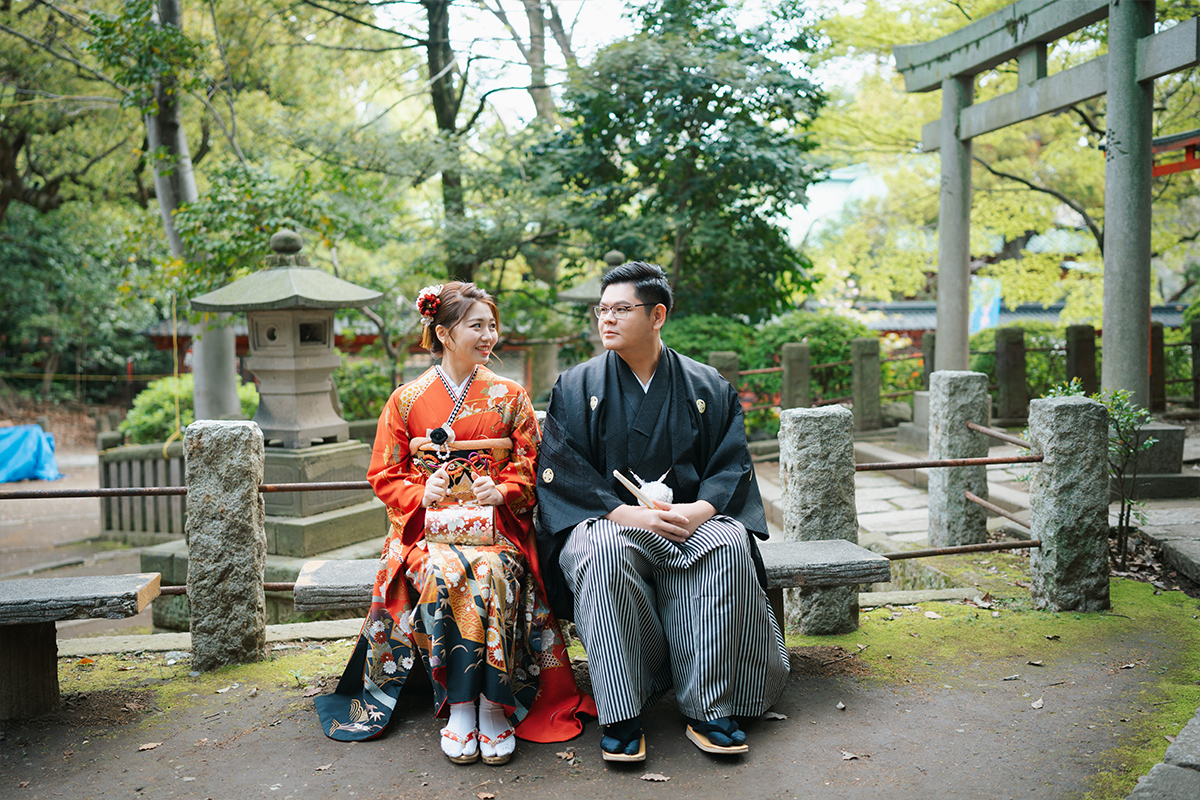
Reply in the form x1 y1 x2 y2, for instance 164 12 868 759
417 281 499 356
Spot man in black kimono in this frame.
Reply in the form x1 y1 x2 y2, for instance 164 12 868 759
536 262 789 761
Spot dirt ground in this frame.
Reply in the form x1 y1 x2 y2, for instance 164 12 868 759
3 597 1197 800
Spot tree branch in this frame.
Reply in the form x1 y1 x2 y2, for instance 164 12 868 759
0 21 129 97
296 0 426 44
973 155 1104 256
1069 104 1104 137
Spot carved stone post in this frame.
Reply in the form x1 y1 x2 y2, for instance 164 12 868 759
928 370 989 547
778 406 859 635
185 420 267 670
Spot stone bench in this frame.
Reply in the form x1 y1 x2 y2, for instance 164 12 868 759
0 573 161 720
294 540 891 633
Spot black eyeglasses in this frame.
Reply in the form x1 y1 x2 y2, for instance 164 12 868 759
593 303 650 320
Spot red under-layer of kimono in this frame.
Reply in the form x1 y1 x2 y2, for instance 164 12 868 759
364 365 595 742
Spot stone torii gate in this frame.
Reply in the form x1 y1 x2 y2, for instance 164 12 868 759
894 0 1199 407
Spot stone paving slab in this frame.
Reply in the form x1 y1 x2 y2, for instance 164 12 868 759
856 508 929 534
854 485 927 502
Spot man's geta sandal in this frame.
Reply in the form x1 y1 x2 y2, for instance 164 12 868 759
601 734 647 762
686 725 749 755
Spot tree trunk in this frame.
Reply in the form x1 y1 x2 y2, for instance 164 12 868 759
146 0 241 421
40 351 61 398
522 0 555 121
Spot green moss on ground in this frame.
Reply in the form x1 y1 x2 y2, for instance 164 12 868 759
785 578 1200 799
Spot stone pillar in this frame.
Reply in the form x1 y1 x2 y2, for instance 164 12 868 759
529 342 559 402
709 351 740 391
1028 396 1110 611
192 313 243 421
994 327 1028 422
928 371 989 547
851 338 881 431
934 76 974 372
1101 0 1155 408
184 420 267 670
778 406 859 635
922 331 936 389
1150 321 1165 412
781 342 810 409
0 622 57 720
1066 325 1098 395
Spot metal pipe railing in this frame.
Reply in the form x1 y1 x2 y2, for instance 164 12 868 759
855 454 1043 472
0 480 373 501
965 420 1034 450
884 539 1040 560
965 490 1032 529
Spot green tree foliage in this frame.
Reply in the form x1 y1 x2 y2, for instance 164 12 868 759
0 204 172 402
542 0 825 322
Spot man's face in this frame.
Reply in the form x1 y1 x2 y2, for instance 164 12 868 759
597 283 661 355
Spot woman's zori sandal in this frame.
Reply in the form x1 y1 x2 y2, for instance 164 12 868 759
685 717 749 755
600 717 646 762
440 727 479 764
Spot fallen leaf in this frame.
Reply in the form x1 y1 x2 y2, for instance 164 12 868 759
117 666 135 671
315 764 332 772
18 781 29 788
138 742 161 751
477 793 495 800
215 686 232 694
1031 698 1044 709
1045 634 1060 641
1121 663 1137 670
640 773 671 782
555 750 575 760
924 611 943 619
840 750 860 760
303 687 322 697
77 657 95 666
1002 674 1020 681
248 687 258 698
836 702 846 711
760 711 788 720
992 611 1001 618
1027 660 1044 667
1165 735 1177 743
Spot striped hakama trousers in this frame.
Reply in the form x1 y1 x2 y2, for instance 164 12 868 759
560 516 790 725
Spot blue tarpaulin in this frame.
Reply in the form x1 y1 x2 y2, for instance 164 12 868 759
0 424 65 483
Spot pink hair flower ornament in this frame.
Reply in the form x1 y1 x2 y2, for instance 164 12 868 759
415 284 444 326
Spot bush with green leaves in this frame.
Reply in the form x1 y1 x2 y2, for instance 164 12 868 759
750 310 874 401
120 374 259 444
661 315 756 365
334 356 396 422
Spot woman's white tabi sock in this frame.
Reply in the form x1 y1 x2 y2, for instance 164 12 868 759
442 700 478 759
478 696 516 758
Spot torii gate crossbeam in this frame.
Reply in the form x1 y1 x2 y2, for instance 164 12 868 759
894 0 1200 408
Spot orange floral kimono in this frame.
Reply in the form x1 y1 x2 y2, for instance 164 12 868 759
316 365 595 743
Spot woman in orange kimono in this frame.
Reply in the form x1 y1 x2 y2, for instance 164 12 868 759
316 282 595 764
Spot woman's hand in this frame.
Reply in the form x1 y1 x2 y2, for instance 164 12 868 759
422 468 450 507
471 475 505 506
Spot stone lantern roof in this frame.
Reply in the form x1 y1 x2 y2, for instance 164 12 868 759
190 230 382 313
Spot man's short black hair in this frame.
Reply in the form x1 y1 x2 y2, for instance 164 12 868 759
601 261 673 315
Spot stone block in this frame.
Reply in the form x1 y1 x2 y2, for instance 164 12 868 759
184 420 267 671
1124 763 1200 800
1028 396 1109 612
1164 707 1200 770
882 401 913 428
1133 423 1186 475
263 440 374 517
265 498 388 557
928 371 989 547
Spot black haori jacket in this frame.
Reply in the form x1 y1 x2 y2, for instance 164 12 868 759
534 347 769 621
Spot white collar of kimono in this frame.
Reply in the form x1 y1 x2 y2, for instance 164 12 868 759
436 365 475 399
635 371 654 393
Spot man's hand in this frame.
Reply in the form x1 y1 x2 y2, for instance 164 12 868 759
653 500 716 536
471 475 505 506
606 503 693 543
421 468 450 507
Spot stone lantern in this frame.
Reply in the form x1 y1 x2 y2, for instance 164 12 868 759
191 229 382 448
188 230 387 559
559 249 625 356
